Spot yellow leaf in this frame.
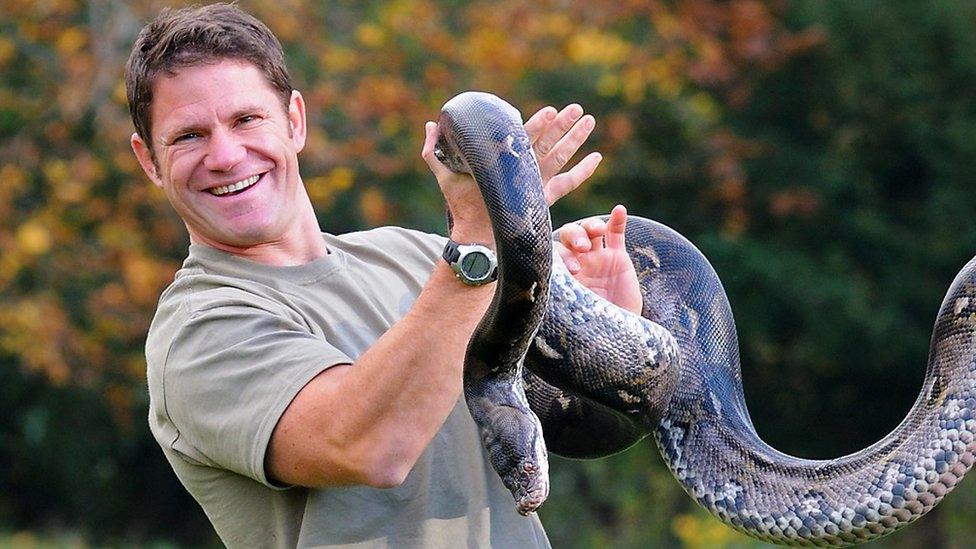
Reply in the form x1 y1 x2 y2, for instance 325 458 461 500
356 23 387 48
652 10 681 41
42 159 69 185
113 151 140 175
123 255 163 304
360 187 392 225
320 46 357 73
646 58 682 100
596 73 621 97
0 164 26 192
56 26 87 56
529 13 572 38
112 79 127 106
307 167 354 206
0 37 15 67
0 249 23 289
672 512 751 548
328 167 355 191
379 114 402 137
0 298 71 384
689 92 719 124
622 67 649 104
566 30 632 66
16 220 52 256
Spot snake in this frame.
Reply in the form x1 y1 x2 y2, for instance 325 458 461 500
433 91 976 546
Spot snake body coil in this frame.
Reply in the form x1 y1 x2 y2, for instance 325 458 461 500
435 91 976 546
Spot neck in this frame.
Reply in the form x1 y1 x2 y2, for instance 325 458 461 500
189 207 329 267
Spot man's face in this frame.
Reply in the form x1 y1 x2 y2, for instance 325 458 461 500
131 59 307 251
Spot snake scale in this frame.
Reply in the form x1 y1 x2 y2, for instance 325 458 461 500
434 91 976 546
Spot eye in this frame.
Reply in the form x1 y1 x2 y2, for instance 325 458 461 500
237 114 260 126
171 132 201 144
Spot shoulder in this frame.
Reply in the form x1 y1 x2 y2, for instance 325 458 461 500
153 267 281 322
328 226 447 274
334 226 446 256
146 264 298 363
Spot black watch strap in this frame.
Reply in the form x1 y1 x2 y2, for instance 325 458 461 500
442 239 462 265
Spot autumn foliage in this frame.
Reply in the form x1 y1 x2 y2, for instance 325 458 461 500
4 0 976 546
0 0 813 426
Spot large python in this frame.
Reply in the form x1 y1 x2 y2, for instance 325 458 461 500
434 91 976 546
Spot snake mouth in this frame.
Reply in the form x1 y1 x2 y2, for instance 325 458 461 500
511 461 550 516
516 489 548 516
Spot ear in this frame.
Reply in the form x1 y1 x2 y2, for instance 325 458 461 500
131 132 164 188
288 90 307 153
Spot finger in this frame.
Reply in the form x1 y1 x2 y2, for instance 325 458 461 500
605 204 628 249
533 103 584 158
555 242 581 273
544 152 602 206
581 218 607 249
558 221 592 252
421 121 452 179
524 106 557 143
538 114 596 181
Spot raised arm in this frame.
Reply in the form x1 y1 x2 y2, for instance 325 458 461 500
265 102 628 489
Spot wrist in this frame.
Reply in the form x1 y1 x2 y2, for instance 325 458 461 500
448 220 495 249
449 233 495 250
443 239 498 286
429 261 496 295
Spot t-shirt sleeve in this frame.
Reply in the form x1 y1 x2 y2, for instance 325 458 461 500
159 298 350 487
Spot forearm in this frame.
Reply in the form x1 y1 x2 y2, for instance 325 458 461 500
267 258 494 488
330 262 493 479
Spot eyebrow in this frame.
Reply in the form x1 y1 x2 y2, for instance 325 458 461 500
229 104 272 121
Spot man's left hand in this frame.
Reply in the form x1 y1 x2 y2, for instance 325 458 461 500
523 103 602 206
555 205 642 315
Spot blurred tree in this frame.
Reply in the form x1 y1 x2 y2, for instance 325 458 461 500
2 0 976 546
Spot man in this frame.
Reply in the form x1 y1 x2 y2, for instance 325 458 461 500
127 3 640 547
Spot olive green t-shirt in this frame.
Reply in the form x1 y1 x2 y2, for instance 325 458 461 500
145 227 549 548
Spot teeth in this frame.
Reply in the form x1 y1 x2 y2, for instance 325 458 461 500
209 174 260 196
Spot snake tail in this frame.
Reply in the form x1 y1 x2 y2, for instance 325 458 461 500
635 218 976 546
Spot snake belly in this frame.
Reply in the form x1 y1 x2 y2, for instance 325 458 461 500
435 91 976 546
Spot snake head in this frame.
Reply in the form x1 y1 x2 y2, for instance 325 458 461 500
467 387 552 515
512 461 550 516
433 131 469 175
435 91 528 177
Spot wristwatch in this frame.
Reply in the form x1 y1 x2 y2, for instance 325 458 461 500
442 239 497 286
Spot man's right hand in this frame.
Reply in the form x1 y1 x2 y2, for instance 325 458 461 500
421 101 604 247
421 121 493 246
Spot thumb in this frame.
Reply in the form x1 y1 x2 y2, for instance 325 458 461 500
421 121 453 180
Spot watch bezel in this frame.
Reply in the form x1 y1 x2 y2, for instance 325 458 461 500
444 240 498 286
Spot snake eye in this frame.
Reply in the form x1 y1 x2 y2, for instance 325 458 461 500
433 135 470 174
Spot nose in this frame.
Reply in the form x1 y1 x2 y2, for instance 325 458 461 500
203 127 246 172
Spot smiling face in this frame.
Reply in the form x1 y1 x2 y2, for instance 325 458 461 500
131 58 322 262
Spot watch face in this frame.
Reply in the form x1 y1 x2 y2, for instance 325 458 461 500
461 250 492 280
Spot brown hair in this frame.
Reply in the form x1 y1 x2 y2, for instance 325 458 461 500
125 3 293 156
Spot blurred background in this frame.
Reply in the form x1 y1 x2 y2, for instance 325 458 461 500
3 0 976 546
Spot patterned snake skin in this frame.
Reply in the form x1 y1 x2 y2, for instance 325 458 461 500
435 91 976 546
